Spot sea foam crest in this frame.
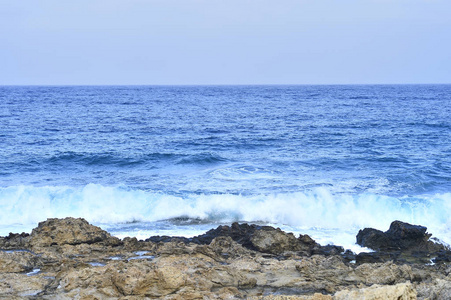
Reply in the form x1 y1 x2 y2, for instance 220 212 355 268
1 184 451 244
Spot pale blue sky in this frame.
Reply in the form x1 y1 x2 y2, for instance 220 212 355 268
1 0 450 85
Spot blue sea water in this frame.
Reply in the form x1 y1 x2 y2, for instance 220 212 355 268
0 85 450 251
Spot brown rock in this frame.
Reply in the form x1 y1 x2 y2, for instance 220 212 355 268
4 218 451 299
113 261 188 297
29 217 122 248
354 261 413 285
112 255 211 297
334 282 417 300
296 255 351 283
208 236 256 259
54 264 121 298
250 228 308 255
0 250 40 273
0 273 52 298
0 232 31 249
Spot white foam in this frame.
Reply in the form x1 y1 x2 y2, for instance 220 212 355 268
1 184 450 252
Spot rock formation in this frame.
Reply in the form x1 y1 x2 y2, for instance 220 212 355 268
147 222 347 258
356 220 451 264
0 218 450 299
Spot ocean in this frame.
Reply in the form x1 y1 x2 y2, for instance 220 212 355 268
1 85 450 252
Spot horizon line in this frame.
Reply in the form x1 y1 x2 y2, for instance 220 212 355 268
1 83 450 87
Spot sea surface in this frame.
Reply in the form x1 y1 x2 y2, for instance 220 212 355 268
1 85 450 252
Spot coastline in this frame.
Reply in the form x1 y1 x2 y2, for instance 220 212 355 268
0 218 450 299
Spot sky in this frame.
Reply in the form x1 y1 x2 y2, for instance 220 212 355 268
1 0 450 85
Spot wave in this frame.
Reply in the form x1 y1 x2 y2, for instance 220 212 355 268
46 152 138 166
175 153 227 165
1 184 451 243
27 152 229 168
44 152 173 166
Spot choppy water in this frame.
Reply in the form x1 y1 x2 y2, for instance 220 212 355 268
1 85 450 251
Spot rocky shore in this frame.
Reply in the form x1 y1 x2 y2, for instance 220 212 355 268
1 218 451 299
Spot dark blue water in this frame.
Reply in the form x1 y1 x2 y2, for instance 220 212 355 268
1 85 450 249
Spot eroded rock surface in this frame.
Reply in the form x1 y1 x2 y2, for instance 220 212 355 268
0 218 450 299
147 222 346 258
334 282 417 300
29 217 122 248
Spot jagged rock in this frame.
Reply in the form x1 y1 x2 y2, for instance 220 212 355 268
354 261 413 285
111 253 256 298
432 249 451 264
193 222 259 246
4 218 451 298
340 250 356 262
356 221 449 264
40 252 224 299
146 235 191 244
0 250 40 273
0 232 31 250
113 260 189 297
416 278 451 300
356 228 392 251
29 217 122 248
334 282 417 299
51 264 121 298
386 221 427 243
357 221 443 252
0 273 52 298
250 227 310 255
355 251 399 264
148 222 322 257
313 245 346 257
295 255 353 293
294 255 415 294
201 236 255 260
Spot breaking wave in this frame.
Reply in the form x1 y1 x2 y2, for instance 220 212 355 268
1 184 451 245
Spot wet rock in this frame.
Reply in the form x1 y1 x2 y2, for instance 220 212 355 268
432 249 451 264
357 221 443 252
148 222 322 257
190 222 261 248
29 217 122 248
356 228 392 251
146 235 191 244
313 245 345 257
356 221 449 264
355 251 399 264
386 221 427 243
340 250 356 262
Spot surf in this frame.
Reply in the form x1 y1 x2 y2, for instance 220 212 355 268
1 184 450 251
